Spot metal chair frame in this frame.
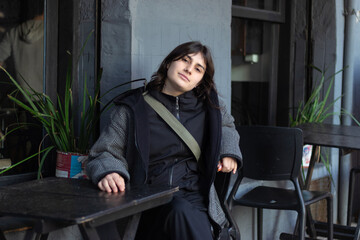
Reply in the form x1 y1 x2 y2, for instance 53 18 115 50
227 126 333 240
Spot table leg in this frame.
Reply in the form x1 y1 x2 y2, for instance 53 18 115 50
122 213 141 240
304 146 320 189
78 223 101 240
303 145 321 238
35 233 49 240
0 231 6 240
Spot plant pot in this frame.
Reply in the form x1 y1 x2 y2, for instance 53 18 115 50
55 151 88 179
302 144 313 168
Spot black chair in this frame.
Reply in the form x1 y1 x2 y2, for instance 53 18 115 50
227 126 333 240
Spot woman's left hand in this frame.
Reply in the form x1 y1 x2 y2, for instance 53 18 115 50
217 157 237 174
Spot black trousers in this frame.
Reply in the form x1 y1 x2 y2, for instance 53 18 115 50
135 192 213 240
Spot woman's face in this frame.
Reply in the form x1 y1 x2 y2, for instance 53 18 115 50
162 52 206 96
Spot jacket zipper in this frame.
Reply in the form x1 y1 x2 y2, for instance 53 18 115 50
130 104 147 184
169 158 177 186
134 128 147 184
175 97 180 119
169 97 181 186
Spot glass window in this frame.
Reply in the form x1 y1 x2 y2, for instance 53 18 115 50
0 0 44 177
231 17 278 125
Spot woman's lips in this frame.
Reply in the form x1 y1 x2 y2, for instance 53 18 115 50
178 73 189 82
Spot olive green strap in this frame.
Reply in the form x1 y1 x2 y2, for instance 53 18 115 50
143 92 201 161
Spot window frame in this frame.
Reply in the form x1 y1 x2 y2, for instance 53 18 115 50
232 0 285 23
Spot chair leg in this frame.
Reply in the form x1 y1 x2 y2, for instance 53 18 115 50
305 205 317 238
347 168 360 226
298 207 306 240
354 212 360 240
326 195 333 240
293 207 315 238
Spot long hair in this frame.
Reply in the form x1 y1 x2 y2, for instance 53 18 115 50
146 41 216 103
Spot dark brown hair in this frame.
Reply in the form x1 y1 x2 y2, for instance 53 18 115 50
146 41 216 103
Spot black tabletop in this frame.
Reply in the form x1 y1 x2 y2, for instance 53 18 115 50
0 178 178 225
297 123 360 150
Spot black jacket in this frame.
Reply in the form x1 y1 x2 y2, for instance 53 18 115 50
86 86 242 232
113 87 222 195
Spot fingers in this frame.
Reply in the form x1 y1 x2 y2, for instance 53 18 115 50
219 157 237 174
98 173 125 193
217 162 223 172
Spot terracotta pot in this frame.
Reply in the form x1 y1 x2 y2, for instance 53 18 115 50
55 151 88 178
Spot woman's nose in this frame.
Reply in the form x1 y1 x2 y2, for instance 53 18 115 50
184 66 192 74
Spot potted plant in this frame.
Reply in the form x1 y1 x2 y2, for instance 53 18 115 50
290 65 359 181
0 33 144 179
290 66 344 127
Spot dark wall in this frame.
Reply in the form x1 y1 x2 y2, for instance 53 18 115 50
276 0 295 126
57 0 74 99
232 82 269 126
351 38 360 221
277 0 337 126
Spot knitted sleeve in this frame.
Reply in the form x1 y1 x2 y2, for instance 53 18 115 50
219 99 243 168
86 105 131 185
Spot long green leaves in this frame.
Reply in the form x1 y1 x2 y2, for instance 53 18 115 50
290 66 344 127
0 30 145 176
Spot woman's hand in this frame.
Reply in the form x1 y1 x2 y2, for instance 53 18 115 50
98 173 125 193
217 157 237 174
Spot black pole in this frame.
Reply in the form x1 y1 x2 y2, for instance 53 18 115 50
94 0 101 139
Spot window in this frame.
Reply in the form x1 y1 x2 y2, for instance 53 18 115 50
231 1 285 125
0 0 45 183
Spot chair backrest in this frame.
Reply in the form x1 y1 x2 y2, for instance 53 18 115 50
236 125 303 182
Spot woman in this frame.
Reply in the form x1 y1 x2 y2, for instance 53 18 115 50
86 41 242 239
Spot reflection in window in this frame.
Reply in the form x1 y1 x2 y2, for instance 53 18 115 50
231 17 272 125
0 0 44 176
232 0 279 11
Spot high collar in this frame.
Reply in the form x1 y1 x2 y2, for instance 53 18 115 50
149 89 203 111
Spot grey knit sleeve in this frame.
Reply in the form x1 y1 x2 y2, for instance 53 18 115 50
85 105 131 185
219 99 243 168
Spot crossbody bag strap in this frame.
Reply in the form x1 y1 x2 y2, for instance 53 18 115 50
143 92 201 161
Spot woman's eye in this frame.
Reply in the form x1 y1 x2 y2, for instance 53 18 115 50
182 58 189 63
196 67 204 73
